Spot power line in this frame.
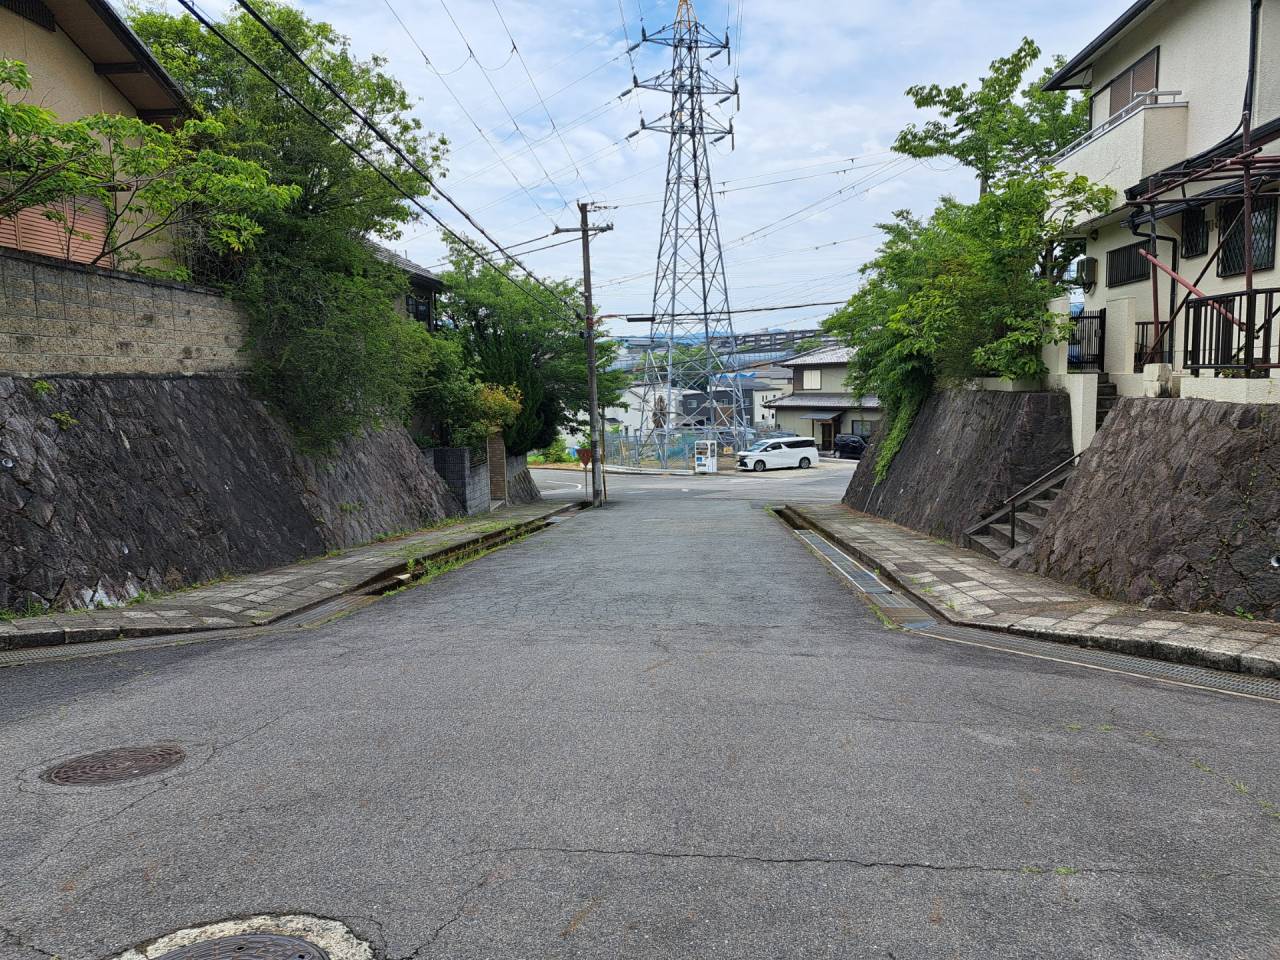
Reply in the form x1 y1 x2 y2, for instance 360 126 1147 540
487 0 592 199
198 0 578 319
627 300 849 320
725 158 918 248
435 0 572 211
379 0 559 226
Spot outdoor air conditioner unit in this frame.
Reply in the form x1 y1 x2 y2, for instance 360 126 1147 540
1077 256 1098 289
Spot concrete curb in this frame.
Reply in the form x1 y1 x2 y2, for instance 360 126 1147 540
1 502 582 653
786 506 1280 679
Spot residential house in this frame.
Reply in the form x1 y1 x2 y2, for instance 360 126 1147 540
764 345 881 450
368 243 445 330
1042 0 1280 449
0 0 188 263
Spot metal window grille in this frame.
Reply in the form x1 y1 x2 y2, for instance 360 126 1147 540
1106 241 1152 287
1181 205 1209 258
0 0 54 29
1218 195 1278 278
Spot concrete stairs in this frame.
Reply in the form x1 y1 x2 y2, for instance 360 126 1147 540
964 454 1081 563
1096 375 1119 430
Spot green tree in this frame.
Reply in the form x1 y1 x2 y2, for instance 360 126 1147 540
893 39 1090 195
826 40 1111 480
130 3 452 445
0 59 293 276
438 239 629 456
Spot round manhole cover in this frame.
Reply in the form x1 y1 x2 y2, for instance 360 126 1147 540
41 744 186 785
153 936 329 960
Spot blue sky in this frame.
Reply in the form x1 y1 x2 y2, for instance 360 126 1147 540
190 0 1122 335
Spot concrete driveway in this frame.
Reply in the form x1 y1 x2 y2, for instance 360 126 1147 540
1 466 1277 959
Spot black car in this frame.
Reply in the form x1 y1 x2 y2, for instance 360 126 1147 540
833 434 867 460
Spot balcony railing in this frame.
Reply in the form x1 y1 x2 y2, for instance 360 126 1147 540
1183 287 1280 375
1050 90 1186 165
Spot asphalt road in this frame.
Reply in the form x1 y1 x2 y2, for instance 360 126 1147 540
2 464 1278 959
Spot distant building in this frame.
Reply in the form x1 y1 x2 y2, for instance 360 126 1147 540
764 345 881 450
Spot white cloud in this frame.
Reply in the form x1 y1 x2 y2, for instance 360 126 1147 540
188 0 1123 333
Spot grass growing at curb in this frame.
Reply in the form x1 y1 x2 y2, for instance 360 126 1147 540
388 532 532 597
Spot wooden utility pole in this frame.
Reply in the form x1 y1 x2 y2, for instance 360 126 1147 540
554 202 612 508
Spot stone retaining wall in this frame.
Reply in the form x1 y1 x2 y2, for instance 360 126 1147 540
843 389 1074 543
0 248 248 376
1021 397 1280 620
505 453 542 505
0 374 459 612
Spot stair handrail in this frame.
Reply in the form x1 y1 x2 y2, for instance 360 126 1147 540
963 451 1083 539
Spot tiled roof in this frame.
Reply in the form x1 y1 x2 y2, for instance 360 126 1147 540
779 345 853 367
366 241 443 286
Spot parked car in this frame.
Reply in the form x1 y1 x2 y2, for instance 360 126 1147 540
833 434 867 460
737 437 819 472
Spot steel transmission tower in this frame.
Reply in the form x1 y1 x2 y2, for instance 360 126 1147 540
633 0 745 465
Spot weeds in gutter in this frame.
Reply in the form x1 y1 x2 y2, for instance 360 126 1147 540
387 533 533 597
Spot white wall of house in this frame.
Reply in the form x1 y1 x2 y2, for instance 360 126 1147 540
1050 0 1280 406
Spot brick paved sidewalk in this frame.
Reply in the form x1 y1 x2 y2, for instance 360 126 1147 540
0 501 571 651
794 503 1280 679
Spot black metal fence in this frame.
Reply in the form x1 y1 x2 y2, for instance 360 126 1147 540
1184 287 1280 374
1067 308 1106 372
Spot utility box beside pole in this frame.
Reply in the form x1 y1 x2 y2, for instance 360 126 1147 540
694 439 718 474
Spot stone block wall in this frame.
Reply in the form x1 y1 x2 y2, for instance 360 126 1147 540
0 374 459 612
0 249 248 376
1021 397 1280 620
843 389 1074 543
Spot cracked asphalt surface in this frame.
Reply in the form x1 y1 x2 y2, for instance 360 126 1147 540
2 463 1278 959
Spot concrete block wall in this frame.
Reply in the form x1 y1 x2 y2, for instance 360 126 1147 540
0 248 248 376
431 447 492 515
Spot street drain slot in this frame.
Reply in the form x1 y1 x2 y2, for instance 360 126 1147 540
154 935 329 960
41 744 185 785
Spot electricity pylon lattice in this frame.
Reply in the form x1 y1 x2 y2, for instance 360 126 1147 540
633 0 745 465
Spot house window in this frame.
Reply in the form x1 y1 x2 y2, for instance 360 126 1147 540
849 419 875 438
1182 206 1209 259
1096 48 1158 120
800 368 821 390
1106 241 1152 287
406 292 437 330
1217 195 1278 278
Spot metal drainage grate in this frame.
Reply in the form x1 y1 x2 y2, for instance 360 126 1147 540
154 936 329 960
41 744 186 785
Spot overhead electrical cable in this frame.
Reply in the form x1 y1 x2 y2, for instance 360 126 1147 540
488 0 593 199
435 0 572 211
379 0 559 225
194 0 578 319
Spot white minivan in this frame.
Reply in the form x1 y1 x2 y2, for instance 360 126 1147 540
736 437 820 472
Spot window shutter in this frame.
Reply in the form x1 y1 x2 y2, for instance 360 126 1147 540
1131 51 1157 99
4 198 109 265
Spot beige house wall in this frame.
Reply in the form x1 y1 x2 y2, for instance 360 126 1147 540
0 7 139 122
1055 0 1280 406
773 407 883 443
1085 0 1279 161
0 7 177 267
788 363 851 394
